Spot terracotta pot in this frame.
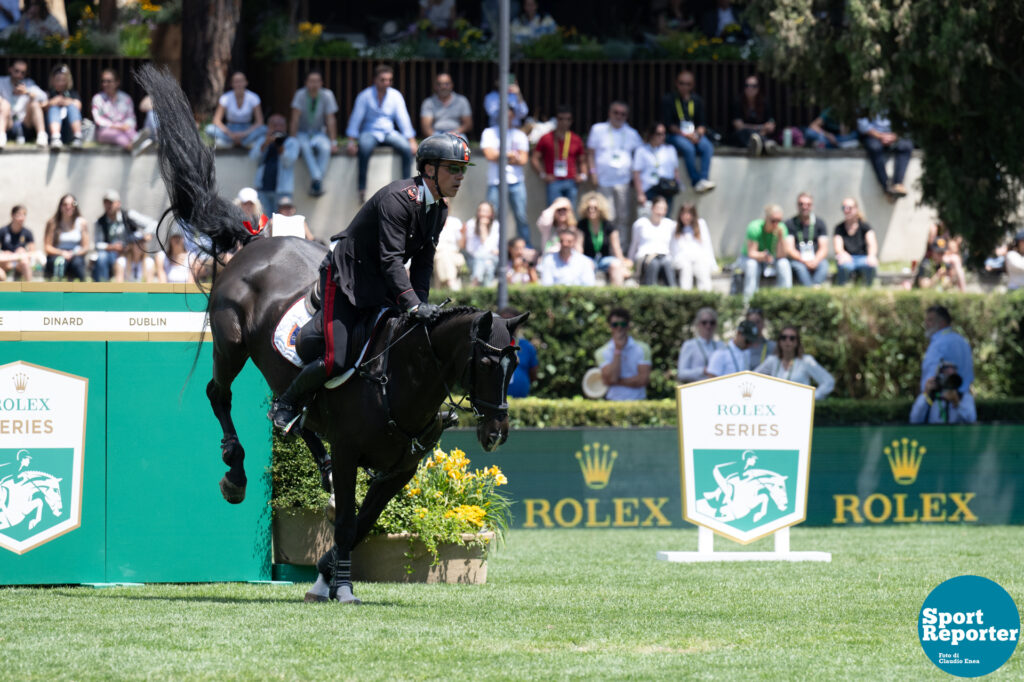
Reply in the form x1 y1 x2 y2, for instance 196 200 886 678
272 509 493 584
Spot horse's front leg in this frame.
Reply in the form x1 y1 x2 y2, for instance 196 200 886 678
306 457 360 604
27 499 43 529
353 467 417 547
752 493 769 522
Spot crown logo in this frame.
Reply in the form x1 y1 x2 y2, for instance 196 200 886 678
13 372 28 393
884 437 925 485
575 443 617 490
739 382 754 399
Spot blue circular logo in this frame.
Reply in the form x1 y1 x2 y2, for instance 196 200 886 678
919 575 1020 677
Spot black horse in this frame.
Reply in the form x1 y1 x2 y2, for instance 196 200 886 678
138 66 527 603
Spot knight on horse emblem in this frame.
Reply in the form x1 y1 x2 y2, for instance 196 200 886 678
695 450 789 524
0 450 64 532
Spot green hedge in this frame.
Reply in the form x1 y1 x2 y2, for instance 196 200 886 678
441 287 1024 401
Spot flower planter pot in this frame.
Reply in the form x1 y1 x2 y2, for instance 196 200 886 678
272 509 492 584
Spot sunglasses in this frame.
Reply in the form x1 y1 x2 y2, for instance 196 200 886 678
610 110 628 117
101 79 115 83
842 205 855 211
677 80 694 86
745 83 759 89
441 164 467 174
610 321 629 328
699 320 717 326
780 334 798 341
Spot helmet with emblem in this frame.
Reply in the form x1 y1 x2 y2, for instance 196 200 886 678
416 132 474 173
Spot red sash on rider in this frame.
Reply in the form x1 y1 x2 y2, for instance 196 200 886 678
322 262 337 377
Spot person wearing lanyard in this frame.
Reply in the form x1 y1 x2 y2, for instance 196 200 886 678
707 320 759 377
754 325 834 399
661 69 715 193
677 307 725 382
587 101 642 253
289 70 340 198
531 105 589 207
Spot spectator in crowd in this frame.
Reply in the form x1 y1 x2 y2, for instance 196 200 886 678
0 0 64 40
484 73 529 128
289 70 339 198
433 214 466 290
677 307 724 383
92 69 141 152
670 202 716 291
912 220 966 292
700 0 751 41
506 236 539 284
205 71 267 150
269 196 315 240
597 307 651 401
783 192 830 287
662 69 715 193
235 187 263 225
743 204 791 299
511 0 557 44
834 197 878 286
0 58 47 147
93 189 143 282
0 0 19 33
43 193 89 281
500 306 539 398
628 195 676 287
138 94 158 143
536 196 579 253
656 0 696 34
632 122 680 208
755 325 835 400
1005 230 1024 291
251 114 300 215
464 201 501 286
588 101 643 251
114 230 157 283
921 304 973 395
910 361 976 425
44 64 82 148
481 103 531 246
419 0 456 33
531 105 588 207
745 307 776 370
159 226 195 284
0 204 34 281
729 74 775 156
346 64 417 204
857 112 912 198
420 72 472 137
579 191 630 287
804 107 858 149
540 226 595 286
707 319 759 377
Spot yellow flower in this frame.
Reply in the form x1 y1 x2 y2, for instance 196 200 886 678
82 5 95 19
494 473 507 486
406 487 421 497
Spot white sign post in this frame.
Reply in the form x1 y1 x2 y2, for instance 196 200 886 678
658 371 831 563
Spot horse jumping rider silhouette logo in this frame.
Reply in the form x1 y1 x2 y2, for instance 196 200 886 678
0 449 65 535
694 449 793 531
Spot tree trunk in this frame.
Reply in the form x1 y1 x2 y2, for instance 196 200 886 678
181 0 241 119
98 0 116 32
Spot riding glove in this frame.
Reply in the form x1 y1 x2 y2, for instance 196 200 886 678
409 302 441 323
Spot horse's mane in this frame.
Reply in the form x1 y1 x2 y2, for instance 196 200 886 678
432 306 484 324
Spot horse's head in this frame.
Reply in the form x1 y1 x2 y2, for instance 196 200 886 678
765 476 788 511
40 476 63 516
467 311 529 452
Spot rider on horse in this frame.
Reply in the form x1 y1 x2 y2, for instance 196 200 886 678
268 132 474 434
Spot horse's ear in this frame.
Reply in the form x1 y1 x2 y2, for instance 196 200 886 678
504 312 530 338
473 311 493 340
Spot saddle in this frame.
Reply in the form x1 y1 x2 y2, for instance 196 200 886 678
322 308 401 389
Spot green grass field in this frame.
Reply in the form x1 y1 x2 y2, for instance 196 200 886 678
2 526 1021 681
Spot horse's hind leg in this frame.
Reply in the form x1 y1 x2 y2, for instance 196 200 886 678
207 344 249 504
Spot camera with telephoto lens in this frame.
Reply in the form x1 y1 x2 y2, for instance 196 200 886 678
932 362 962 397
272 131 286 146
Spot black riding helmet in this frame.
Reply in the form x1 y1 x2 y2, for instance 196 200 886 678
417 132 473 198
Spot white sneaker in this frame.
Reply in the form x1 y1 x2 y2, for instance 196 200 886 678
747 133 764 157
694 179 716 193
15 135 26 145
36 132 48 147
0 131 6 148
50 138 63 149
71 136 83 149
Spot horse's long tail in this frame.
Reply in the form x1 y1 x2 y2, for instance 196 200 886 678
134 64 250 264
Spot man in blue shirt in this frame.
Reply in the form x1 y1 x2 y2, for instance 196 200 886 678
345 64 418 204
857 113 913 198
920 305 973 394
501 307 538 398
596 308 651 401
484 73 529 128
251 114 300 215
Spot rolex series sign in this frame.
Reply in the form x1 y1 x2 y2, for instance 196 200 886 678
677 371 815 544
0 361 87 554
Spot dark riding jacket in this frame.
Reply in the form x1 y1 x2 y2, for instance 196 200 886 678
326 176 447 311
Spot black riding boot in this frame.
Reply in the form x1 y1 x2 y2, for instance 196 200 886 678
268 358 328 434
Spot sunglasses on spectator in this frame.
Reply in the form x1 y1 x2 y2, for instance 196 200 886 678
677 80 694 86
842 204 855 211
745 82 759 89
101 78 115 83
610 321 629 328
699 319 717 326
611 109 628 117
780 334 798 341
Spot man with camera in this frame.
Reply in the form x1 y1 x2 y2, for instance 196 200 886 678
920 304 973 394
910 361 976 424
251 113 300 215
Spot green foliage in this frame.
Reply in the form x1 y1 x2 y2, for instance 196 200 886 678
441 287 1024 401
271 433 330 511
746 0 1024 263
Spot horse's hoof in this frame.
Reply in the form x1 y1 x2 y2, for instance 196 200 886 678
333 585 361 605
219 476 246 504
303 592 329 603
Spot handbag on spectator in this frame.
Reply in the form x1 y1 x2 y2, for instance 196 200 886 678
656 178 680 196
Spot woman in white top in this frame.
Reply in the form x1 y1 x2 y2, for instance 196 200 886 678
670 202 717 291
536 196 581 254
755 325 835 400
43 193 90 281
159 230 195 284
205 72 267 149
628 195 676 286
464 201 501 286
677 307 725 382
632 122 680 208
